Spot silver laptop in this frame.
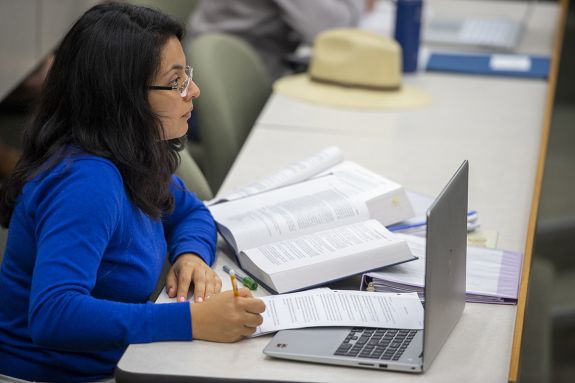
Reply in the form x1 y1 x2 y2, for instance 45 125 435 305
424 0 536 51
263 161 468 373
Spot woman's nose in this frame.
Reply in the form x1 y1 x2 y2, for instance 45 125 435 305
185 80 200 101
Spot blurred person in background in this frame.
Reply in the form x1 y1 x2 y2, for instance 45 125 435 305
188 0 371 80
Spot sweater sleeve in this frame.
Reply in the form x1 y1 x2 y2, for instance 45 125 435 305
27 159 192 352
163 175 217 266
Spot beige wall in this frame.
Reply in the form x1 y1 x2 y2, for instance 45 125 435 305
0 0 98 100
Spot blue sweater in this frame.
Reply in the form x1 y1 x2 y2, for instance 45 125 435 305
0 153 217 382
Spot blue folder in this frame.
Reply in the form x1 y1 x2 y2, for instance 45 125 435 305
425 52 550 79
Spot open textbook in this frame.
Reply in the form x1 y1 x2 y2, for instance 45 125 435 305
252 289 424 337
208 147 416 294
362 234 522 304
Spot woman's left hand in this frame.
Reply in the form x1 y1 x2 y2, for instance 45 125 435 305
166 253 222 303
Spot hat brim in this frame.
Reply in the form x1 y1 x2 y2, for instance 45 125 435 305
274 74 430 109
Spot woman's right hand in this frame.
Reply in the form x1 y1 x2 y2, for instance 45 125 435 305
189 288 266 342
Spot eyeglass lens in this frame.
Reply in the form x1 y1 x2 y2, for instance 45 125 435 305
179 66 193 97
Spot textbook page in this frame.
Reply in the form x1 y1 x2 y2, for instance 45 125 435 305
210 175 372 252
208 146 344 205
317 161 402 195
240 219 414 293
244 220 406 274
252 289 424 337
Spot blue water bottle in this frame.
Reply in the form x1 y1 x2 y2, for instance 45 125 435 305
394 0 423 73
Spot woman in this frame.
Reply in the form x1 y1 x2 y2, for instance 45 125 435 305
0 3 265 382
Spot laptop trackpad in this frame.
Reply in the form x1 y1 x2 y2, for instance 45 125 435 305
264 328 350 358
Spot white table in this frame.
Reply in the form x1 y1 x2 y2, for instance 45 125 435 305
116 1 563 381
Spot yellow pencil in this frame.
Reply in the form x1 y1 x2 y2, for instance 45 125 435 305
230 270 240 297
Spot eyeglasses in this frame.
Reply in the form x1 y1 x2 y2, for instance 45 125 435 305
148 65 193 97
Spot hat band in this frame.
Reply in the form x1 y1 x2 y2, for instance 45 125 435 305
309 74 401 91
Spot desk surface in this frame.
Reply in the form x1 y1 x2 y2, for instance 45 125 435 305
118 130 519 383
116 1 562 382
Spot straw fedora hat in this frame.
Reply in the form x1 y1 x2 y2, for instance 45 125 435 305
274 29 430 109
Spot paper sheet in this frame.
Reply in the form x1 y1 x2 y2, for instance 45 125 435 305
252 289 424 337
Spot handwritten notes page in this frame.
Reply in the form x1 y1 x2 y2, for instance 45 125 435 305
252 289 423 337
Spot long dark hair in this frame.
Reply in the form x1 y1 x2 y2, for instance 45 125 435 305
0 2 185 227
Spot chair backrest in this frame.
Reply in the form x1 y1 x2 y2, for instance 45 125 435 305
187 33 272 192
175 146 213 201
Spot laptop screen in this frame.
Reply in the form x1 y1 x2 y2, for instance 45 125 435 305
422 160 468 370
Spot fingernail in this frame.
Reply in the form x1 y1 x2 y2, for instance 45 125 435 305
197 297 203 303
179 296 185 302
168 287 174 295
206 295 211 300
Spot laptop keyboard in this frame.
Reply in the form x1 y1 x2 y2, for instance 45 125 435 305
334 328 417 361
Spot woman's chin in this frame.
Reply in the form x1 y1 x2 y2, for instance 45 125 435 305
162 124 189 141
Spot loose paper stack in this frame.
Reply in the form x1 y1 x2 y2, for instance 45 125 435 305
363 234 523 304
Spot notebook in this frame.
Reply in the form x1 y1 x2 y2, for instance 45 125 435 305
425 52 550 79
263 161 469 372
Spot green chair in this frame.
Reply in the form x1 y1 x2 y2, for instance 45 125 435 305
175 145 212 201
186 33 272 192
